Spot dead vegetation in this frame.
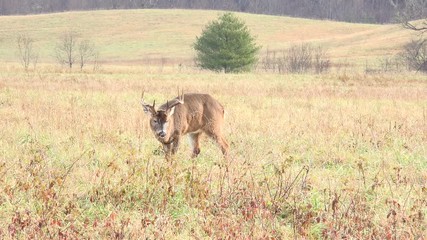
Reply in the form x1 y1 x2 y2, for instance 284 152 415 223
0 65 426 238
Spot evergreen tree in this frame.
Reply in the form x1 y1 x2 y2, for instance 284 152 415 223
193 12 260 73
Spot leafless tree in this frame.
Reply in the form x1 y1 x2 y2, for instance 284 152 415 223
393 0 427 34
313 46 331 74
399 38 427 72
392 0 427 72
404 19 427 34
92 52 101 72
78 39 96 70
55 31 78 69
261 48 278 72
286 43 313 73
16 33 39 71
55 31 98 70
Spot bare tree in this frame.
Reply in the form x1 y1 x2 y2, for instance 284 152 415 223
394 0 427 72
55 31 78 69
395 0 427 34
78 39 96 70
92 52 101 72
261 48 278 72
399 38 427 72
313 46 331 73
286 43 313 73
16 33 39 71
404 19 427 34
55 31 98 70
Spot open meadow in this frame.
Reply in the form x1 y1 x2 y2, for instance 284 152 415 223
0 9 426 239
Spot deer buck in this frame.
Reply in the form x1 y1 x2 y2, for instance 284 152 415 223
141 91 229 159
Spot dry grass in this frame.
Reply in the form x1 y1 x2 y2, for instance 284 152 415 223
0 63 426 238
0 9 425 239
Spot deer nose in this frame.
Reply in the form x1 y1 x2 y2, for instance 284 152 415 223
158 131 166 138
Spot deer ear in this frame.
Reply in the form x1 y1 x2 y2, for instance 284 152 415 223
168 106 175 117
141 104 154 116
141 105 149 115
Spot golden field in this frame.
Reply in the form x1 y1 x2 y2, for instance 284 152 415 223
0 9 426 239
0 64 426 238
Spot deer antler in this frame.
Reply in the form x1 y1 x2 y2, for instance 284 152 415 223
141 91 156 115
166 90 184 110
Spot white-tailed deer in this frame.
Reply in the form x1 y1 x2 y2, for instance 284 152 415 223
141 91 229 159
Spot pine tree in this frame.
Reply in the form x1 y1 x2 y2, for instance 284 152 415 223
194 12 261 73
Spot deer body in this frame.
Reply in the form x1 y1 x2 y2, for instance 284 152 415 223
142 93 229 159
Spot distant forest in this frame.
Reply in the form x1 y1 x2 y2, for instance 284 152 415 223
0 0 423 23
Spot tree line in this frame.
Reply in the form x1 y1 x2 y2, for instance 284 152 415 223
0 0 424 23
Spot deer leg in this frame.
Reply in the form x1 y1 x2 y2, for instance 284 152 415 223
171 136 181 155
205 130 229 157
188 132 201 158
216 135 229 157
163 143 172 160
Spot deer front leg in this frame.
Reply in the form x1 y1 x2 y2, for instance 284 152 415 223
171 136 181 155
163 143 172 160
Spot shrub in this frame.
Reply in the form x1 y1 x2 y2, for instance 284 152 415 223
399 38 427 73
193 13 261 73
261 43 331 74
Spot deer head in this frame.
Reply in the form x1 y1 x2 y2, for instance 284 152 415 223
141 91 184 139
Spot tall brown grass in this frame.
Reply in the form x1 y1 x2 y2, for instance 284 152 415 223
0 64 426 238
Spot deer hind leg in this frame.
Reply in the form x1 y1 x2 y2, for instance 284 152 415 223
188 132 202 158
216 135 229 157
205 128 229 157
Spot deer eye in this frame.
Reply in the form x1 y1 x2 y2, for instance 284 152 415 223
153 119 158 123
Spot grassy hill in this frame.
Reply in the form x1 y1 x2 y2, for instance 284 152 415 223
0 9 416 65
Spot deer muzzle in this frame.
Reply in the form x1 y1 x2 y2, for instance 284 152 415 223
157 130 166 138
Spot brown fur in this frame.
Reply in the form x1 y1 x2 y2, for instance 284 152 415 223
142 93 229 159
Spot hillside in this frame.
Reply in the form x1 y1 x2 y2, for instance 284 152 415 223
0 9 415 65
